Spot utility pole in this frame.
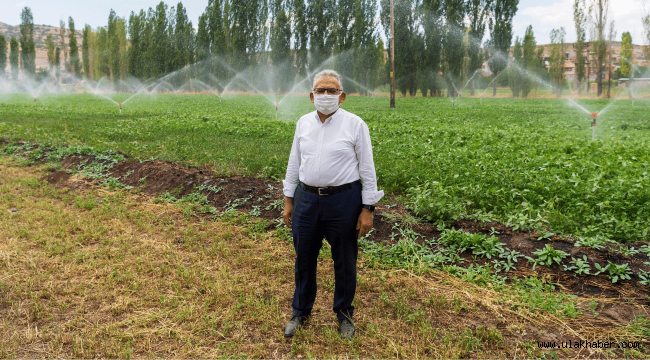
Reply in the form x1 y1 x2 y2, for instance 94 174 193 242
389 0 396 108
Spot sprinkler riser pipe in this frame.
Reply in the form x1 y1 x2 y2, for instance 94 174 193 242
592 125 595 141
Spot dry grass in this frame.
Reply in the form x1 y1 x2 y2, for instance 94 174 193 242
0 158 648 359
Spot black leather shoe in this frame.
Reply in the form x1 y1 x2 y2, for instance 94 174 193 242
284 316 307 337
339 318 355 340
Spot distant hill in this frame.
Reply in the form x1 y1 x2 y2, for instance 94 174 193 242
0 21 84 72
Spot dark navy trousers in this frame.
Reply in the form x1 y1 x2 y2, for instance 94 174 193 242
291 182 362 321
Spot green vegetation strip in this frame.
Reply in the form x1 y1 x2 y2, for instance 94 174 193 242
1 94 650 243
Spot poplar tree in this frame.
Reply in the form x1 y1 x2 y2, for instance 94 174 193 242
128 11 146 78
487 0 518 96
421 0 443 96
142 9 156 79
588 0 609 96
68 17 81 76
467 0 492 95
521 25 541 98
292 0 308 77
196 13 210 62
173 2 196 72
96 27 109 78
352 0 381 95
619 32 633 78
606 21 616 98
443 0 466 97
230 0 268 71
55 47 61 70
573 0 587 93
46 34 56 70
82 25 91 78
117 18 129 81
206 0 226 58
19 7 36 75
0 35 6 76
10 37 19 79
509 37 522 97
334 0 355 91
59 20 68 68
381 0 418 96
107 10 118 81
308 0 335 69
549 27 566 98
151 3 171 76
270 0 292 92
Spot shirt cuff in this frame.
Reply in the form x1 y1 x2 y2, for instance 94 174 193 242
362 189 384 206
283 179 298 198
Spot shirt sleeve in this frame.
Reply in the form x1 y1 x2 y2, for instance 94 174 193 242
355 121 384 205
282 121 301 198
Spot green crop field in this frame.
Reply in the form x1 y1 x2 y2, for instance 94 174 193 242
1 93 649 242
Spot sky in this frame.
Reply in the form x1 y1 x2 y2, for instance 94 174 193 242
1 0 648 46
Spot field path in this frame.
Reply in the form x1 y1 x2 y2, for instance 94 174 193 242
0 158 648 358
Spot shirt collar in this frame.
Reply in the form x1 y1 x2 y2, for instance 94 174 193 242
314 108 342 125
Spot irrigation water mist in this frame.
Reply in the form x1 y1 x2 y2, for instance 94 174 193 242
1 46 645 141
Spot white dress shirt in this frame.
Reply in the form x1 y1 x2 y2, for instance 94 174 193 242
282 108 384 205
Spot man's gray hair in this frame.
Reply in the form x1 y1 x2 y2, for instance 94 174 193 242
312 69 343 90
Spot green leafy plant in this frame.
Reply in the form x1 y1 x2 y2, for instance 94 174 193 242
249 205 261 217
638 270 650 286
471 235 504 259
101 176 132 190
265 199 284 211
588 299 599 316
491 258 516 273
574 236 609 250
199 184 223 194
617 246 639 256
594 262 632 283
499 249 523 263
562 255 591 275
156 191 178 204
178 192 209 206
528 245 568 270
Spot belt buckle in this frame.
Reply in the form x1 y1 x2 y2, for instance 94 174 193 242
318 187 328 196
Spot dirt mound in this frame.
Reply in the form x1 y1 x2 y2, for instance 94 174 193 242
39 170 70 184
108 160 285 220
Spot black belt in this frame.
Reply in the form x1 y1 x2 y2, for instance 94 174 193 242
300 180 360 196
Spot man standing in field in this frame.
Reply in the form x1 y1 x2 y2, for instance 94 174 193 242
282 69 383 340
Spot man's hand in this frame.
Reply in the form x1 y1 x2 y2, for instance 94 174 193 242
356 208 373 239
283 197 294 228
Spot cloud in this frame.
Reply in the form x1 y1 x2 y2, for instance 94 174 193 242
514 0 648 45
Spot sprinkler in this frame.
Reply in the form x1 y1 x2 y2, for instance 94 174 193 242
452 101 456 109
119 103 122 113
275 102 278 119
591 112 597 141
33 97 37 103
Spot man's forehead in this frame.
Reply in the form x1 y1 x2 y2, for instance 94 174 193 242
315 76 341 87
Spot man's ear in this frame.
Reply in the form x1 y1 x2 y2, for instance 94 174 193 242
310 92 315 103
339 92 346 104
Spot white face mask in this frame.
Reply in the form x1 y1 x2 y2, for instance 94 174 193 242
313 94 341 115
